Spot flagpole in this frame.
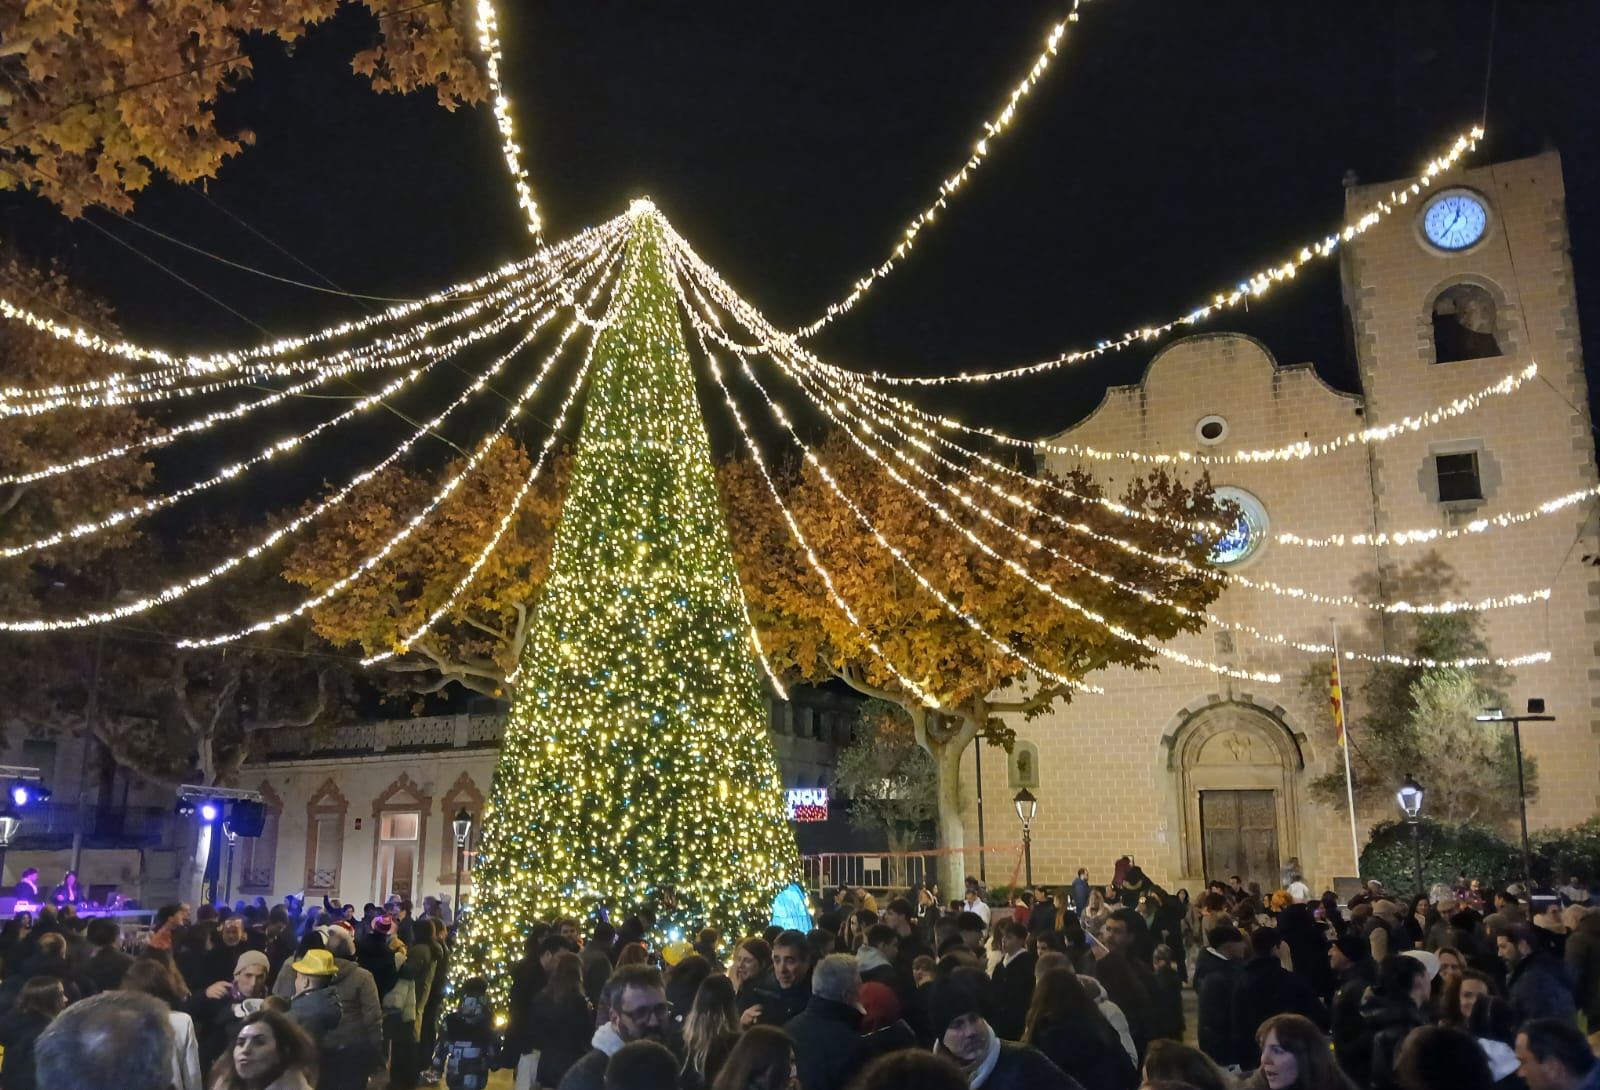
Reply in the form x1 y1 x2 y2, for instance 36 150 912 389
1332 621 1362 878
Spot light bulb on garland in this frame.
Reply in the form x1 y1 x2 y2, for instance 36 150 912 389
452 210 799 1017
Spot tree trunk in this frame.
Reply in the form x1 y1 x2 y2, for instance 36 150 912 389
933 741 967 896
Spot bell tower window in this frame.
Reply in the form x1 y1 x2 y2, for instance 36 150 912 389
1432 283 1502 364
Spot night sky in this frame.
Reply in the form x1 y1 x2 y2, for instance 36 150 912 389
4 0 1596 455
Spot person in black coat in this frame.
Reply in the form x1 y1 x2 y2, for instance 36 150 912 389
785 955 870 1090
736 931 811 1028
1355 954 1432 1090
1497 924 1578 1025
1023 968 1138 1090
505 934 576 1059
931 967 1085 1090
529 952 597 1089
1194 924 1248 1068
1090 909 1155 1060
1148 945 1185 1042
82 918 133 995
1230 926 1326 1070
0 977 66 1090
988 921 1036 1041
355 917 400 1001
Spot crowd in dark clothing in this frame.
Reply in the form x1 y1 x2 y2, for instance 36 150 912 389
10 865 1600 1090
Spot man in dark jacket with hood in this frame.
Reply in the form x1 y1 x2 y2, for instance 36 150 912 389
931 967 1084 1090
1231 927 1326 1070
1499 923 1577 1024
785 955 869 1090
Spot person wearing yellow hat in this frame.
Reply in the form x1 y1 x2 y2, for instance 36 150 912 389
287 949 342 1046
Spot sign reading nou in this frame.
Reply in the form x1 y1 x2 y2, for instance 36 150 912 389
785 788 829 822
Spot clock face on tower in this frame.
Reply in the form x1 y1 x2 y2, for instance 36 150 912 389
1422 190 1489 251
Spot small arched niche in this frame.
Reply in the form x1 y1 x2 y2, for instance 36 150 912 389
1432 283 1502 364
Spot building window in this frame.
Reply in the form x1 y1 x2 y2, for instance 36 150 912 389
304 779 348 895
1435 452 1483 504
1432 284 1501 364
437 772 484 887
376 811 420 902
1195 415 1229 446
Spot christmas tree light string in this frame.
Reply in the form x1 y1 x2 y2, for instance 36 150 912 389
172 242 627 649
790 2 1086 338
0 214 625 404
0 236 617 492
673 231 1555 617
0 237 621 559
0 246 625 635
770 326 1554 671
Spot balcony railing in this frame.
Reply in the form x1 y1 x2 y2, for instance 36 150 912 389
9 803 179 848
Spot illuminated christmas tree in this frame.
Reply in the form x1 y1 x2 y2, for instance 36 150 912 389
456 207 798 1013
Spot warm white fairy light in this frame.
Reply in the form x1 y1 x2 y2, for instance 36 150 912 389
0 249 624 634
792 3 1084 338
675 235 1554 618
0 241 620 558
172 249 626 650
672 264 1102 697
853 364 1538 466
790 125 1482 384
476 0 542 240
0 217 623 406
0 237 616 486
1275 484 1600 548
787 345 1552 672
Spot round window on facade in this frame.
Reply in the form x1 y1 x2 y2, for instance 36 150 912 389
1195 415 1228 446
1209 486 1269 568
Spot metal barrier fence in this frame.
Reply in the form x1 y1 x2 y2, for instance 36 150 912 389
801 845 1025 898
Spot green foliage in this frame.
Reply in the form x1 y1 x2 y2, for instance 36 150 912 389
1531 818 1600 886
1309 594 1531 827
1358 819 1520 892
833 700 936 851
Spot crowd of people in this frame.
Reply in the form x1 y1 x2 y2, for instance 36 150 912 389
1 861 1599 1090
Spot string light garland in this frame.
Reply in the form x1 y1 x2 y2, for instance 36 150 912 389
454 212 796 1016
0 248 624 634
852 363 1539 467
0 240 620 558
0 216 623 403
791 2 1084 338
674 233 1555 618
171 245 627 650
0 239 617 495
476 0 543 240
1272 485 1600 548
786 345 1553 671
788 125 1483 384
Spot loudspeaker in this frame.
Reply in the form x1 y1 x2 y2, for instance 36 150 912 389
226 800 267 838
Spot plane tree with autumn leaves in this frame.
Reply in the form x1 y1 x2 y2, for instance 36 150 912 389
286 429 1228 882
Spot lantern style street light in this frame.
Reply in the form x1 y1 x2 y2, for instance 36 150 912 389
1396 774 1424 895
452 808 474 928
1013 788 1037 888
1476 701 1553 885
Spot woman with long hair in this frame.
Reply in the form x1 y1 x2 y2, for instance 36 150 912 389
666 954 714 1028
124 957 205 1090
1248 1014 1358 1090
681 975 740 1090
729 938 771 1002
709 1025 796 1090
528 950 594 1089
209 1008 318 1090
0 976 67 1090
1082 889 1112 939
615 942 649 969
1022 968 1137 1090
1439 968 1495 1028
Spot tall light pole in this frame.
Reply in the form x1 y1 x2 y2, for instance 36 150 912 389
1396 773 1424 896
452 808 474 931
1013 788 1037 889
1476 701 1552 886
222 822 239 906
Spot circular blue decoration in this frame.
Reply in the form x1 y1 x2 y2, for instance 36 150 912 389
770 882 812 933
1422 191 1488 252
1209 486 1268 568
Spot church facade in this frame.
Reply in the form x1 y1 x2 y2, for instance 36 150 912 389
969 150 1600 893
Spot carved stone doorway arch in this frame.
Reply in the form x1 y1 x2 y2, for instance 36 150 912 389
1162 697 1306 886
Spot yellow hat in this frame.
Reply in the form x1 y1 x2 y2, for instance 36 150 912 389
291 949 338 976
661 941 693 967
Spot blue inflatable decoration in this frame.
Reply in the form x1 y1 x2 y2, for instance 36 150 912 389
770 882 812 933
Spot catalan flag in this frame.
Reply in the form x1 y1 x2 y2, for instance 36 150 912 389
1331 655 1346 745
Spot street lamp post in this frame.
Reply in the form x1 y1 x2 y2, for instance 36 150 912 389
1012 788 1037 889
222 823 239 906
1476 702 1553 885
452 808 474 930
1396 773 1424 896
